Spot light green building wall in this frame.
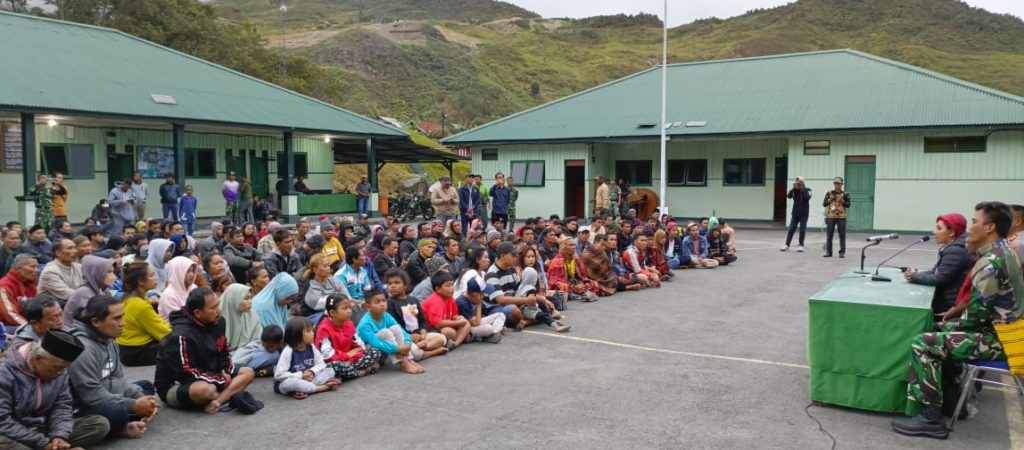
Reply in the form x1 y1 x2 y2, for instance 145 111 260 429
469 143 590 219
0 122 334 222
593 139 787 221
787 130 1024 232
470 131 1024 231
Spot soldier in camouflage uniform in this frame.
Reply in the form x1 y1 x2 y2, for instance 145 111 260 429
507 177 519 229
893 201 1024 439
27 173 54 232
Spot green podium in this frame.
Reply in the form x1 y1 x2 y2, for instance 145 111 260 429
808 267 934 413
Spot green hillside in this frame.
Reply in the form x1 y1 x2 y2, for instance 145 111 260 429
212 0 1024 130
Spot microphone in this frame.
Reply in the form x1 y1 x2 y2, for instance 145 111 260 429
871 236 931 282
866 233 899 242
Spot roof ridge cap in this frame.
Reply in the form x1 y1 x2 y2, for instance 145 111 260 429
664 48 852 68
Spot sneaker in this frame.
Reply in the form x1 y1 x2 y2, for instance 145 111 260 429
483 333 502 344
839 253 845 258
797 246 804 252
780 245 789 251
891 407 949 439
823 253 832 258
229 391 264 415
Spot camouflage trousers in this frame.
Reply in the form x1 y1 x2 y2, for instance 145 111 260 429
225 201 239 225
907 330 1003 406
35 208 53 232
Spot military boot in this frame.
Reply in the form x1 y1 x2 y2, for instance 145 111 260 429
891 405 949 439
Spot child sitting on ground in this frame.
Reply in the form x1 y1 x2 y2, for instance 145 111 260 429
455 279 505 343
248 325 283 377
356 289 426 374
274 317 341 399
384 269 450 357
314 294 382 380
421 272 471 349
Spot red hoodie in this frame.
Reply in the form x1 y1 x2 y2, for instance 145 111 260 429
0 271 36 326
314 318 364 364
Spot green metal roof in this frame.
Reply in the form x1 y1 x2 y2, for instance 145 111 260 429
443 49 1024 144
0 11 405 137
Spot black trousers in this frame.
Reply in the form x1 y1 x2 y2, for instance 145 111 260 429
825 218 847 255
785 214 809 246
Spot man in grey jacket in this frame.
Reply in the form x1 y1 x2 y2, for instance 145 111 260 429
107 180 136 236
0 328 110 449
69 296 159 440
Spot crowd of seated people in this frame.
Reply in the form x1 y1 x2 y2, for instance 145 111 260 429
0 183 753 446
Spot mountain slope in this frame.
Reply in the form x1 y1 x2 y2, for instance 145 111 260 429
214 0 1024 130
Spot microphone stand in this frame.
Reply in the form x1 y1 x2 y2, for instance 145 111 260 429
871 238 928 282
855 240 882 274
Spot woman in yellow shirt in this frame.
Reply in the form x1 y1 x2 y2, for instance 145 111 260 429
117 261 172 366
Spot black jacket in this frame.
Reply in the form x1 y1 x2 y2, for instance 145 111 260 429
154 309 233 394
263 249 302 280
373 253 399 278
787 187 812 217
406 252 430 287
910 234 972 313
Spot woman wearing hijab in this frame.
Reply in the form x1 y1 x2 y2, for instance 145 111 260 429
63 255 116 323
905 213 973 315
157 256 198 319
251 272 299 329
145 239 175 292
168 232 195 258
220 283 263 366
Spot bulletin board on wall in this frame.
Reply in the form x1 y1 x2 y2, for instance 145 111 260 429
136 145 175 178
2 123 24 172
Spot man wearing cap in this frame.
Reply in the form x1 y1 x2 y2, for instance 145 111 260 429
354 214 372 240
456 279 505 343
823 176 851 258
406 239 437 287
0 328 111 449
320 221 345 270
431 176 459 227
781 176 812 252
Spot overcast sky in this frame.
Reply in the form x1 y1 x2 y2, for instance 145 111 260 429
503 0 1023 27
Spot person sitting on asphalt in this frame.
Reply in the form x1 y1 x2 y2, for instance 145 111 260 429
69 296 160 441
455 278 505 343
117 262 170 367
38 238 82 306
892 201 1024 439
707 226 737 266
904 213 973 316
421 272 471 350
547 237 600 301
405 238 436 287
623 234 662 287
155 288 261 415
680 223 719 269
0 254 38 329
0 328 110 449
263 229 302 280
63 255 116 325
356 289 426 374
13 294 65 345
582 234 620 296
486 242 568 332
384 269 449 361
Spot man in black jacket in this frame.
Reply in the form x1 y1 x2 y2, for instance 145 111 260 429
262 229 302 280
373 237 400 277
154 288 258 414
405 239 436 287
781 176 812 252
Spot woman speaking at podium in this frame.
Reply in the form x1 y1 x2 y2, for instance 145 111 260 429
903 213 972 315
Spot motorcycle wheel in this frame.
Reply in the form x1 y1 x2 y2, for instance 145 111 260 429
422 206 436 221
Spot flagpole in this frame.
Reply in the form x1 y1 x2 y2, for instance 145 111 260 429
658 0 668 214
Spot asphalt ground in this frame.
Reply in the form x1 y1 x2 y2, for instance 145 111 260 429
102 228 1023 449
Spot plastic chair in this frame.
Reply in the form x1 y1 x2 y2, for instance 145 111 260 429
949 360 1024 430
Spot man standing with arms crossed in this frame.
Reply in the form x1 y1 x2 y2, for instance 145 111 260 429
489 172 510 226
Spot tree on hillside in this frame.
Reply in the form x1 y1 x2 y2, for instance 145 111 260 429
0 0 28 12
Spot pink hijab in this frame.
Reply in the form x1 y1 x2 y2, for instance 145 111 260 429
158 256 198 318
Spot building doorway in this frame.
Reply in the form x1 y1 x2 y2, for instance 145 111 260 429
107 149 134 190
844 156 876 231
250 150 270 199
564 160 585 218
773 155 788 223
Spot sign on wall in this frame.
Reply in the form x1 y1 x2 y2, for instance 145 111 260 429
2 123 23 172
136 146 175 178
